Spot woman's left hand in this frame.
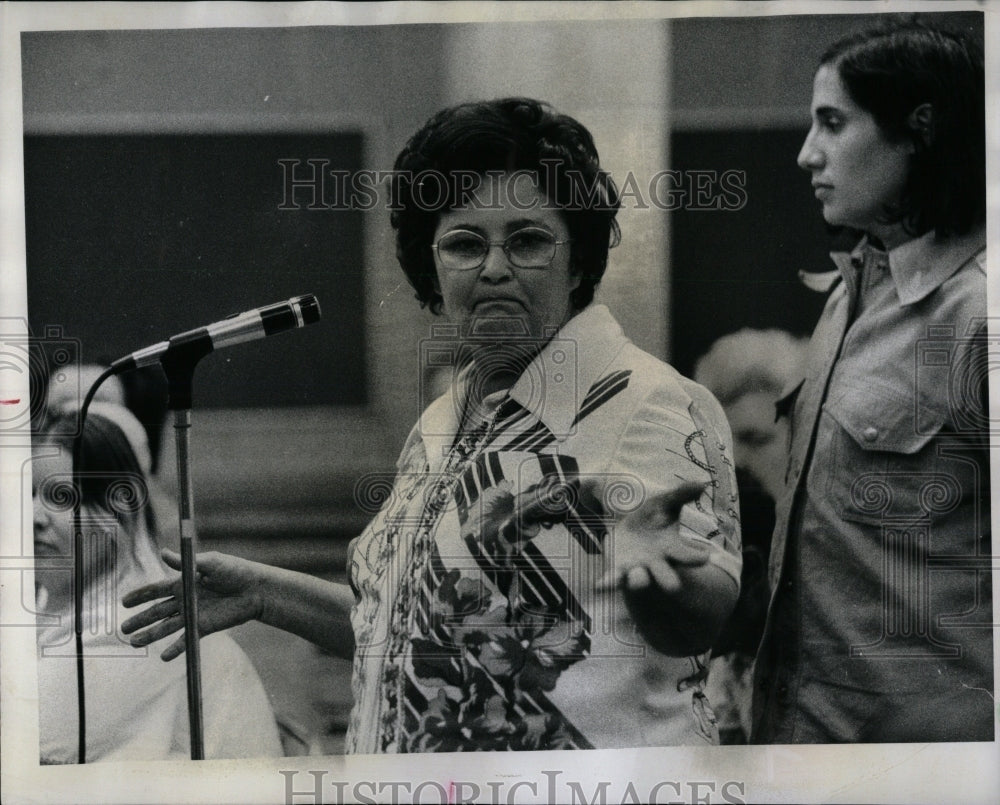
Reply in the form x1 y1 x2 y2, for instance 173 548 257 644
595 481 710 592
599 481 740 657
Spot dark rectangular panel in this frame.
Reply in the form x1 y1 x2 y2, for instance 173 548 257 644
669 128 843 377
24 133 366 408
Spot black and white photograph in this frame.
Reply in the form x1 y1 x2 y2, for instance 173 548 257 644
0 1 997 803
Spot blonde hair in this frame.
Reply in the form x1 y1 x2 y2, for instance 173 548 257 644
694 329 808 406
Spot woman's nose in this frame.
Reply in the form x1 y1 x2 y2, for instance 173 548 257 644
797 127 823 171
33 494 50 529
478 243 515 282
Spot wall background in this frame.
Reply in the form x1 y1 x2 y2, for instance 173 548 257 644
22 11 982 555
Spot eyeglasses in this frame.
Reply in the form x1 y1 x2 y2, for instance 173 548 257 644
432 227 571 271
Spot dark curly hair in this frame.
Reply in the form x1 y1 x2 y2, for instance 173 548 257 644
820 19 984 238
390 98 621 314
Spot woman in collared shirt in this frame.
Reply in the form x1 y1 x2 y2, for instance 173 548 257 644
752 19 992 744
122 98 742 752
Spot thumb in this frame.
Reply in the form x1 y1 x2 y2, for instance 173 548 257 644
160 548 182 571
517 490 560 526
655 481 708 517
634 481 706 528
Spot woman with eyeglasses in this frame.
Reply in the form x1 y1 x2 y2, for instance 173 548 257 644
123 98 741 751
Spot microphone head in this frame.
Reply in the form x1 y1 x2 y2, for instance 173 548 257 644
294 294 321 325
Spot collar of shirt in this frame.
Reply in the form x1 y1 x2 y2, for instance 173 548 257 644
800 226 985 302
417 304 627 469
506 303 627 438
822 236 888 307
824 226 985 306
886 225 985 305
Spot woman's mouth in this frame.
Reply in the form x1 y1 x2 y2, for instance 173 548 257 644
33 540 64 557
474 297 525 311
812 182 833 200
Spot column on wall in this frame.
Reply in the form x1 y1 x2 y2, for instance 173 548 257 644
440 20 672 361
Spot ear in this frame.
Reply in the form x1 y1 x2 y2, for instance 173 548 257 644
907 103 934 150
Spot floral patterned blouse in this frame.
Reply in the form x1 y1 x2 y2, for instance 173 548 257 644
346 305 741 752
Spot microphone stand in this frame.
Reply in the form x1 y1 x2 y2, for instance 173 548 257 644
87 294 320 762
160 333 213 760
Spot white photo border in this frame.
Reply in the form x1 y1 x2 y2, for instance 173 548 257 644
1 2 997 804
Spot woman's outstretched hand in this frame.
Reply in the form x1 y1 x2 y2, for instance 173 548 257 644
604 481 713 594
600 481 740 657
122 549 265 661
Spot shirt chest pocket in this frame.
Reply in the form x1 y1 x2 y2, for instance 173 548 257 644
819 383 962 527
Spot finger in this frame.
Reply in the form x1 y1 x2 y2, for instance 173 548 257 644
575 478 605 510
499 496 558 543
517 493 556 526
661 538 713 567
648 482 707 524
121 597 180 634
623 565 652 591
516 481 573 526
160 635 188 662
122 580 178 608
126 613 185 648
160 548 182 571
638 558 683 595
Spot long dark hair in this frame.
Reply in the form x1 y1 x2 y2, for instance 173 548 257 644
820 19 984 238
41 407 156 538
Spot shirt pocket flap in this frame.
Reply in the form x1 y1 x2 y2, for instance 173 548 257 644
824 384 945 455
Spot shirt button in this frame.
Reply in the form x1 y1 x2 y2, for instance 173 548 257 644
863 427 879 442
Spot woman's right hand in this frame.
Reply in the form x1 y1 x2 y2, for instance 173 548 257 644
122 549 265 661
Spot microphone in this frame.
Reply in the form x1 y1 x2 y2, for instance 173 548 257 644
110 294 321 374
